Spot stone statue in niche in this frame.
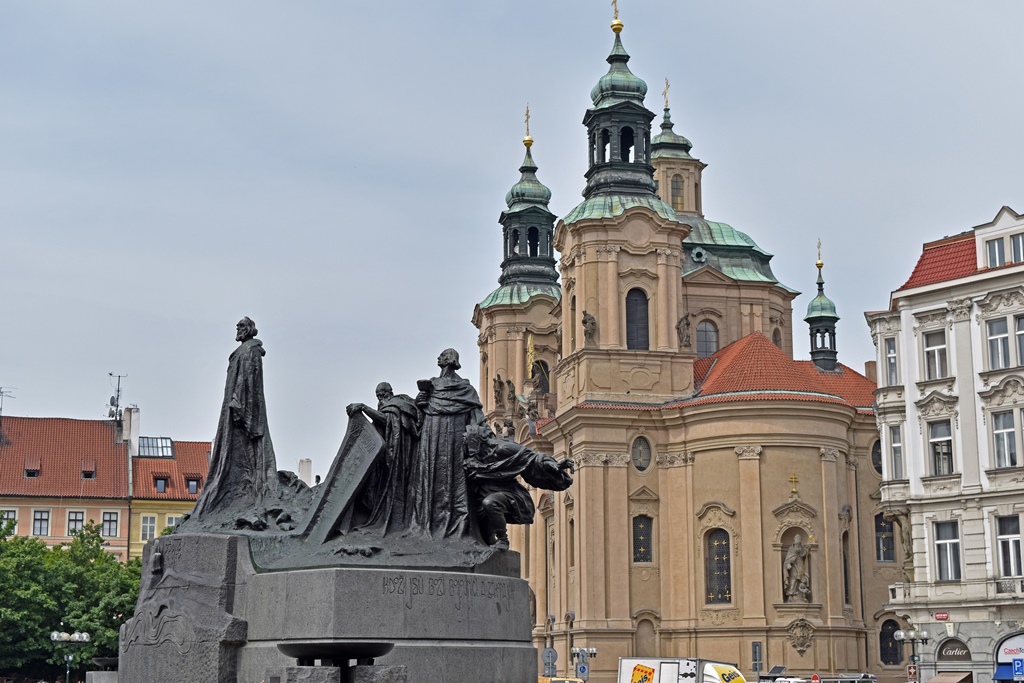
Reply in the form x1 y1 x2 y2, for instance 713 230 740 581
582 310 597 344
503 415 516 439
676 313 692 348
783 534 811 603
506 378 517 405
493 374 505 409
463 425 574 549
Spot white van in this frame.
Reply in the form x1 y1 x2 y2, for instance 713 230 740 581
618 657 747 683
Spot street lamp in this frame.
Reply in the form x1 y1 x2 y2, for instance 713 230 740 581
894 627 930 664
50 630 90 683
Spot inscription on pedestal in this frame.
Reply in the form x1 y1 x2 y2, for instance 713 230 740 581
382 573 516 611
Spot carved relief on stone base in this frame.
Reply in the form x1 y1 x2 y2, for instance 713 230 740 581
700 609 740 626
786 617 815 655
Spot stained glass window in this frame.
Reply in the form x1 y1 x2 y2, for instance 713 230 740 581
879 619 903 665
632 437 652 472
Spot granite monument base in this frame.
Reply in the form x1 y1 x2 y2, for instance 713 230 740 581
119 534 537 683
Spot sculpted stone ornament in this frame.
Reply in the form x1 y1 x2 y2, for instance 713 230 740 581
582 310 597 344
463 425 573 549
506 377 517 405
493 374 505 409
676 313 691 348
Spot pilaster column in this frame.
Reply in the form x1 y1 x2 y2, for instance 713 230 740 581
604 246 621 348
819 447 842 624
512 327 526 398
668 250 680 346
656 248 671 350
735 445 767 626
949 298 979 490
561 268 575 354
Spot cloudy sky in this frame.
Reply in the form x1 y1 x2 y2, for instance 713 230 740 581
3 1 1023 478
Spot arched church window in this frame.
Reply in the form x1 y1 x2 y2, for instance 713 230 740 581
511 229 520 255
871 440 883 475
671 175 685 212
528 227 539 257
773 328 783 349
696 320 718 358
842 531 851 604
620 126 635 163
626 288 650 350
632 515 653 563
570 296 577 352
532 360 550 394
879 619 904 665
631 436 652 472
568 517 575 567
600 130 610 163
705 528 732 604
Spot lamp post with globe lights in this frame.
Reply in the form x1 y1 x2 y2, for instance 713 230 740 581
50 629 90 683
894 627 930 666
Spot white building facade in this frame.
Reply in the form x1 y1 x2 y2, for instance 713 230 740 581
866 207 1024 683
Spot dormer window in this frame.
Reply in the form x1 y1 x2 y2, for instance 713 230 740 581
988 237 1006 267
139 437 173 457
187 479 199 495
25 468 40 478
81 469 96 480
155 478 168 493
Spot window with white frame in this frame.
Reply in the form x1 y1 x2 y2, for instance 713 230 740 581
1013 233 1024 263
998 515 1022 577
924 331 948 380
1 510 16 527
1016 316 1024 366
929 421 954 476
884 337 898 386
67 511 84 535
988 238 1006 267
165 515 181 530
890 425 904 479
33 510 50 536
935 520 961 581
140 515 157 542
993 410 1018 468
101 512 118 537
989 318 1011 370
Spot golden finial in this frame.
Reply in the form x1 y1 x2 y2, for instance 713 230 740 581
523 104 533 148
611 0 623 32
788 472 799 493
662 78 670 110
816 238 823 270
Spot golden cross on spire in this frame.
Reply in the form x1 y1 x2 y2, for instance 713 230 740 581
788 472 799 492
525 104 531 137
523 104 533 148
612 0 619 20
663 78 670 110
816 238 823 269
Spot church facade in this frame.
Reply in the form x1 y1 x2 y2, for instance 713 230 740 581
472 17 903 683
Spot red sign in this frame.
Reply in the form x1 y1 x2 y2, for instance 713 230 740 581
908 664 918 681
812 675 820 683
935 612 949 621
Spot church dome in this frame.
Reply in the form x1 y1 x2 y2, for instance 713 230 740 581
590 32 648 109
504 145 552 213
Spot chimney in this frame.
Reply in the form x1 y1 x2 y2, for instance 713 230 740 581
863 360 877 384
123 406 141 457
298 458 312 486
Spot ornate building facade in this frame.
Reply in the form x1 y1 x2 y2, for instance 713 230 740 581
473 16 897 683
866 207 1024 683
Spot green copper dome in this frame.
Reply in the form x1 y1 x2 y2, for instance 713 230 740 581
651 107 693 160
804 267 839 321
504 146 552 213
590 32 648 109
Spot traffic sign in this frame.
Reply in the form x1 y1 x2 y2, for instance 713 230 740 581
1012 657 1024 680
907 664 918 681
811 675 820 683
542 648 557 664
577 662 589 681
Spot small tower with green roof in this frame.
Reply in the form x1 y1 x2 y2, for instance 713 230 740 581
473 122 561 426
805 247 840 371
651 79 707 216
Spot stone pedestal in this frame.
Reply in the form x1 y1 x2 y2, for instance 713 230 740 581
120 534 537 683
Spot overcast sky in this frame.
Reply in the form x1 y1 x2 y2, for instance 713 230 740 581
3 1 1023 478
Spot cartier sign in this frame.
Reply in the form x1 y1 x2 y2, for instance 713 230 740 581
938 639 971 662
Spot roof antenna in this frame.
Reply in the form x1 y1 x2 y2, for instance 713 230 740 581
108 373 126 420
0 387 15 439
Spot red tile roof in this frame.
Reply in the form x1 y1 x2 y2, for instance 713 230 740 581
0 417 129 499
540 333 875 430
132 441 211 501
897 232 977 291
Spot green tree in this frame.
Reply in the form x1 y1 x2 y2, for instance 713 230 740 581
0 519 141 680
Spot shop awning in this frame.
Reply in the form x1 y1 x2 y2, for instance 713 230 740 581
994 664 1014 681
928 672 973 683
